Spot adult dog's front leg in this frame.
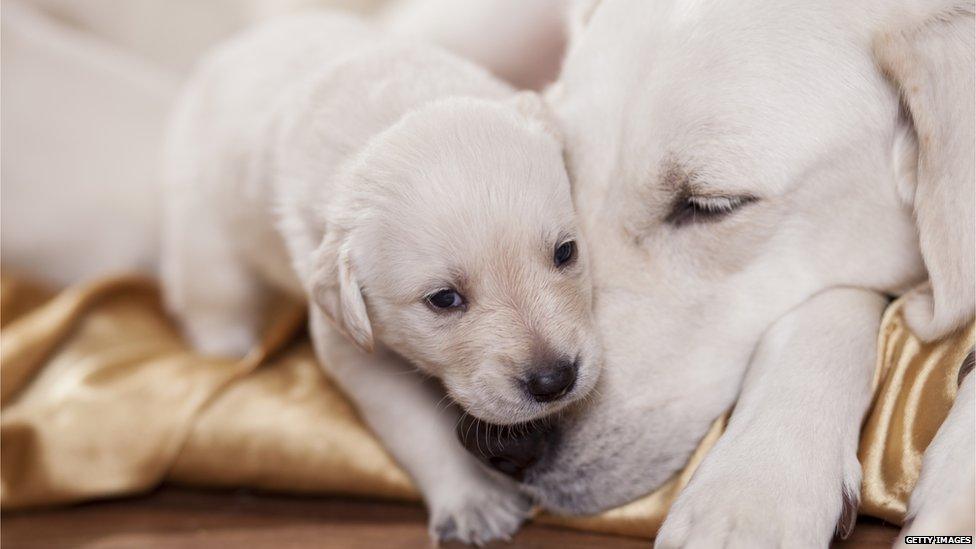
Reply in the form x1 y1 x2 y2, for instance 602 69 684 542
897 369 975 545
308 309 531 545
656 288 887 549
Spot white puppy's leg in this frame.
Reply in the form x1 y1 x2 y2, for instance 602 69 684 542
897 369 976 546
656 288 886 549
309 309 531 545
161 190 264 357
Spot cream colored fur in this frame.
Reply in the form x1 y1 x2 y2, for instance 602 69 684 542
500 1 976 546
161 12 600 544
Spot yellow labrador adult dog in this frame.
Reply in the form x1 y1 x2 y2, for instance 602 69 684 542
460 0 974 546
161 12 602 544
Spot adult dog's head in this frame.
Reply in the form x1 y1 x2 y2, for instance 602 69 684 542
460 0 974 513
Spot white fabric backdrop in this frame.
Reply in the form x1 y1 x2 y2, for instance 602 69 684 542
0 0 566 284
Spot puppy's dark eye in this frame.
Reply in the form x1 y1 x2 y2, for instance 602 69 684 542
666 195 757 227
426 289 465 311
554 240 577 267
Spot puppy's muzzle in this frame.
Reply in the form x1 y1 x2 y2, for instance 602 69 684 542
523 359 578 403
457 415 555 480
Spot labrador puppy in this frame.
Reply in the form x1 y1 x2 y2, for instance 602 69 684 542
458 0 974 545
161 12 602 544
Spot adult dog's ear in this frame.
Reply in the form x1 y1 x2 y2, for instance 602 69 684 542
309 232 374 352
874 1 975 341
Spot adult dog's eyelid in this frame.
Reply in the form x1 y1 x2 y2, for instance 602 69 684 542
688 194 755 211
665 194 757 226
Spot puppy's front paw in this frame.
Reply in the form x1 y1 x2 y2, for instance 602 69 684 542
428 475 532 546
655 434 860 549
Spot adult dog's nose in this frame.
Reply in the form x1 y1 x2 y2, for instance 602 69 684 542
457 416 552 480
525 360 577 402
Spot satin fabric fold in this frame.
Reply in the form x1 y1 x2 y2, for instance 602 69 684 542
858 302 975 523
1 275 972 538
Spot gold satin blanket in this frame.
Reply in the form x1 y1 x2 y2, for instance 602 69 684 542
1 275 972 538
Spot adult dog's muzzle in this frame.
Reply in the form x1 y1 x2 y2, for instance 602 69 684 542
456 414 556 481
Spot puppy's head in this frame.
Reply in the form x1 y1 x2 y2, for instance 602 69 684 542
312 94 602 424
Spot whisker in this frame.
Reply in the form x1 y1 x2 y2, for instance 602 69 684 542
464 410 478 442
475 417 485 456
433 393 453 413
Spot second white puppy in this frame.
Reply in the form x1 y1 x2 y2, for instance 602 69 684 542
161 12 601 544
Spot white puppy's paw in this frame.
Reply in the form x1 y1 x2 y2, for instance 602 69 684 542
181 317 258 358
655 434 860 549
427 475 532 546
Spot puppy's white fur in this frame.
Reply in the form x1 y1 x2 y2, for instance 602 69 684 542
503 0 974 545
161 12 601 544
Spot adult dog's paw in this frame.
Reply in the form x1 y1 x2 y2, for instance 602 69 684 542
897 374 975 546
428 475 532 546
654 433 861 549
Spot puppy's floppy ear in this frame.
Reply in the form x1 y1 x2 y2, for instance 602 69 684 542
508 91 562 143
309 231 374 352
874 1 975 340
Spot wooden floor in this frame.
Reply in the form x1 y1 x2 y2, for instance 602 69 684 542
2 487 900 548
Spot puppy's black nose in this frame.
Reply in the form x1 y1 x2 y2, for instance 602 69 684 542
457 416 552 480
526 360 577 402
